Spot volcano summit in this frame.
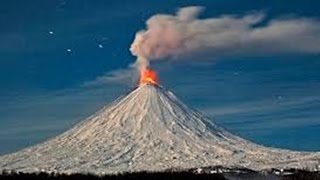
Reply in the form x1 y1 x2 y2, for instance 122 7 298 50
0 83 319 174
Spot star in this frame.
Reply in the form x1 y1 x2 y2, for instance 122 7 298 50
277 95 283 100
98 44 103 48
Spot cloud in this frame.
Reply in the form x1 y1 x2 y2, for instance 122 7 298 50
82 65 139 87
201 95 320 117
200 95 320 130
130 6 320 66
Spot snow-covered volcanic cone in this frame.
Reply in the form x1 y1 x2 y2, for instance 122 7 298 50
0 84 319 174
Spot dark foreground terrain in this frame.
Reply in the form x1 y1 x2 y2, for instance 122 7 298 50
1 167 319 180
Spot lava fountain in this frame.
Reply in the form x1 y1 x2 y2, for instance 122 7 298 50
139 67 158 86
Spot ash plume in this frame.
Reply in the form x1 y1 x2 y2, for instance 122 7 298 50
86 6 320 87
130 6 320 68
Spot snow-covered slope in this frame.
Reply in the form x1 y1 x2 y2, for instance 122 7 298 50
0 84 319 174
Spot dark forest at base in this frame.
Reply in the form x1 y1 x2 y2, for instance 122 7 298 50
0 170 319 180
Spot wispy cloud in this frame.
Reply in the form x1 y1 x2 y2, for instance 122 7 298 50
201 95 320 130
82 66 139 87
201 95 320 117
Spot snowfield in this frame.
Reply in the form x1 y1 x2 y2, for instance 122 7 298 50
0 84 319 174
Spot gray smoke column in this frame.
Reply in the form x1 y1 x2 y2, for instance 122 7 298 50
130 6 320 69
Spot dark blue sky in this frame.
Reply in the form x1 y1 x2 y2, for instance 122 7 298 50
0 0 319 155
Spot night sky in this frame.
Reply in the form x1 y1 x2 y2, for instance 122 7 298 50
0 0 320 155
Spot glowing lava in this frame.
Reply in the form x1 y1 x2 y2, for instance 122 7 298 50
139 68 158 86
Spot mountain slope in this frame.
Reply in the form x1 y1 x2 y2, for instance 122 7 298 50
0 84 319 174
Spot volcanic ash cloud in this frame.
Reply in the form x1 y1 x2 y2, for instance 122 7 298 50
87 6 320 87
130 6 320 68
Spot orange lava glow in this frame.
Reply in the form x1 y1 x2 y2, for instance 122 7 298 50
139 67 158 86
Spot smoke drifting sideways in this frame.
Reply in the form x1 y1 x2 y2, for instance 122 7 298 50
85 6 320 87
130 6 320 70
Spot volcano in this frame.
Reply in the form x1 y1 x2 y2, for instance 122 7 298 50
0 83 319 174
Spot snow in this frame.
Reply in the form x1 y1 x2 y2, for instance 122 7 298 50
0 84 319 174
